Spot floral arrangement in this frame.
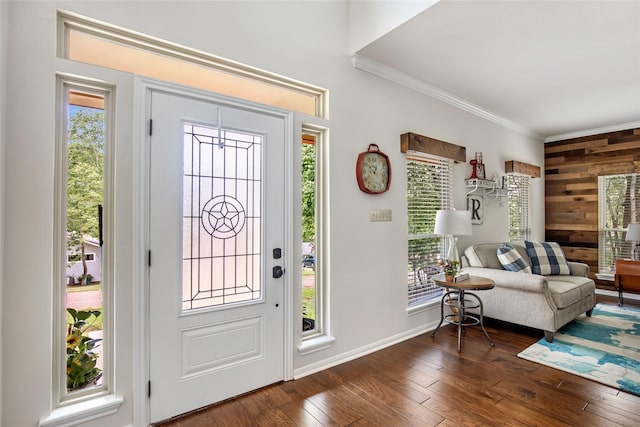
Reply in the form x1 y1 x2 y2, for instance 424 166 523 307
438 259 460 277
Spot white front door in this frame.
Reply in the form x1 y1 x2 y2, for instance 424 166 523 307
148 90 287 423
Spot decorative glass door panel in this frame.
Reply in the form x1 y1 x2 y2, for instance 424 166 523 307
182 123 263 311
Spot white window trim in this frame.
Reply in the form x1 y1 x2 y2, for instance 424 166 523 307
39 395 123 427
406 297 440 316
297 121 334 355
49 75 121 426
57 10 327 119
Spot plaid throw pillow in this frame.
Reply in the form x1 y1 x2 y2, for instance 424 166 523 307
497 243 532 273
524 241 571 275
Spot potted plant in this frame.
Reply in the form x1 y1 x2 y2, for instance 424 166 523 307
66 308 102 391
438 259 460 281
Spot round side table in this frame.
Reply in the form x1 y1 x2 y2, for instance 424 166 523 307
431 273 495 352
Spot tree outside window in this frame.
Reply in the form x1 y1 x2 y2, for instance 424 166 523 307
301 138 316 332
65 104 105 392
67 108 104 286
599 174 640 273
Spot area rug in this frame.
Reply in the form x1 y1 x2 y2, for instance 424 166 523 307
517 304 640 395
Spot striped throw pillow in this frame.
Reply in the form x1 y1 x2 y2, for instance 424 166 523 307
525 241 571 275
497 243 532 273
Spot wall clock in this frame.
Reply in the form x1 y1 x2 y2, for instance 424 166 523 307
356 144 391 194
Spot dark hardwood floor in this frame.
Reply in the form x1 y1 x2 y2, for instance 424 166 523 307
157 295 640 426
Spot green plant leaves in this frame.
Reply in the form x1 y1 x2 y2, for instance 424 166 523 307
66 308 102 391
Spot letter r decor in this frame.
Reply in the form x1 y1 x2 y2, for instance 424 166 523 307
467 196 483 224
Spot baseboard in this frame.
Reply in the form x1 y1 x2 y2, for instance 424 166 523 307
293 320 439 379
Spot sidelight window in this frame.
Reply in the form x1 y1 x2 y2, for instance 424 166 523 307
54 77 113 405
300 126 326 338
297 124 334 355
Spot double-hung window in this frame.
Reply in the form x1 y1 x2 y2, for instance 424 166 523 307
407 153 454 307
507 174 531 241
598 174 640 273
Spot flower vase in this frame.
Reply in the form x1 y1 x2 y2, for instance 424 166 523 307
445 274 455 282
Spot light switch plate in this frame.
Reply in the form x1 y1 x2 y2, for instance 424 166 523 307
370 209 392 222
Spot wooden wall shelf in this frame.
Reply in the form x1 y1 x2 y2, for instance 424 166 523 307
400 132 466 163
505 160 541 178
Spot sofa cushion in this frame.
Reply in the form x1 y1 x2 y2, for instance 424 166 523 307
547 276 596 308
465 242 530 270
525 241 571 275
497 243 532 273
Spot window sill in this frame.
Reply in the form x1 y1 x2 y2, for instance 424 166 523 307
39 395 124 427
596 273 614 281
406 297 440 316
297 334 336 356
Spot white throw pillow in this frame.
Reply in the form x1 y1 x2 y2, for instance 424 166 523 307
497 243 532 273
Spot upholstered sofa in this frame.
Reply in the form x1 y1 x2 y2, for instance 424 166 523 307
460 242 596 342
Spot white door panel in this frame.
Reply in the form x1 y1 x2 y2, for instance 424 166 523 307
149 91 286 422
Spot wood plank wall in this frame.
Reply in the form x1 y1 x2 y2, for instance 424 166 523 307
545 127 640 289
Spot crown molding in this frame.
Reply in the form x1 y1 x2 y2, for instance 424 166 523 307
351 54 540 139
544 120 640 143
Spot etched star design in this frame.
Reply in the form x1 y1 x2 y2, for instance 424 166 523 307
201 195 246 238
207 201 241 233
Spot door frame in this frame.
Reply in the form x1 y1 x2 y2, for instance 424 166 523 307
131 77 294 425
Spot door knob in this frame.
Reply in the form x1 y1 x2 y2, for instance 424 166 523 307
272 266 284 278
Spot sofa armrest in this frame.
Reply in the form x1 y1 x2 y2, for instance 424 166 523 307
568 261 589 277
461 267 548 293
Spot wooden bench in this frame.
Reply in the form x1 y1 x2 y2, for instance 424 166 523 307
614 259 640 306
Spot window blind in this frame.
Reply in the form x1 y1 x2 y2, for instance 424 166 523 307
406 151 453 306
507 174 531 241
598 174 640 273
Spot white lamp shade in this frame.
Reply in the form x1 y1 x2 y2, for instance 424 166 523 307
626 223 640 241
434 210 472 236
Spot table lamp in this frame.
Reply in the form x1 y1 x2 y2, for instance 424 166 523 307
626 223 640 261
434 210 473 263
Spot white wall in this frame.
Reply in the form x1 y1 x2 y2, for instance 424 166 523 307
0 1 7 424
347 0 439 54
4 3 54 424
2 1 544 426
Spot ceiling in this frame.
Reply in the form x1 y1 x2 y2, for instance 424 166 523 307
354 0 640 141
